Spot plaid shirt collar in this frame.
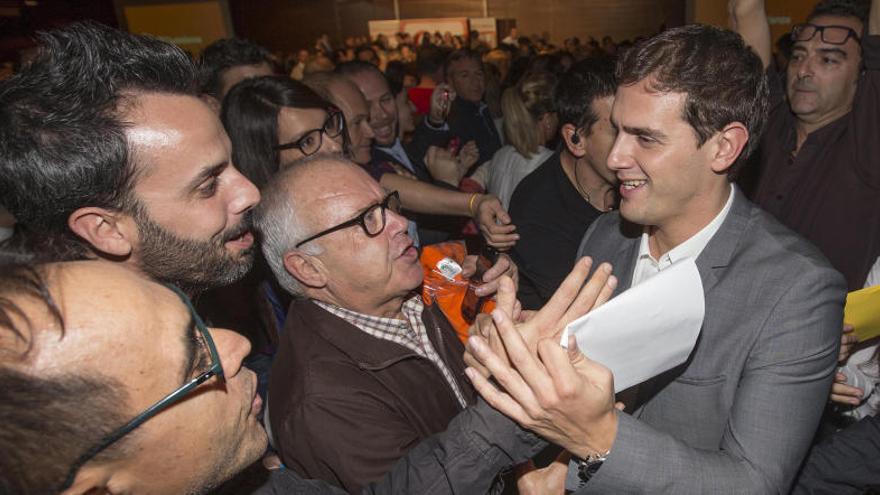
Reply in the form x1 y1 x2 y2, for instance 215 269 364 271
312 295 467 408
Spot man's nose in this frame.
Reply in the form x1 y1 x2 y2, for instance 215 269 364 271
209 327 252 380
228 167 261 216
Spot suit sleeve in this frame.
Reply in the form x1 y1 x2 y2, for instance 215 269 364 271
575 263 845 494
362 399 547 495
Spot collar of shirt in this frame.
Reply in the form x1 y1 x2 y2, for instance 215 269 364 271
313 295 425 352
312 295 468 408
632 185 735 286
376 138 415 173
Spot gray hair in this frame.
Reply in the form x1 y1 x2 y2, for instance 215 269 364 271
253 155 337 297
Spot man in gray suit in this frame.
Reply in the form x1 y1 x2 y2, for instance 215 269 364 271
464 24 847 493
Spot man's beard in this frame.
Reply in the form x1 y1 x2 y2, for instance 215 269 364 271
132 204 254 292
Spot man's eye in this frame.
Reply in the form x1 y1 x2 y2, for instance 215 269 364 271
199 178 218 197
637 135 656 145
822 57 839 65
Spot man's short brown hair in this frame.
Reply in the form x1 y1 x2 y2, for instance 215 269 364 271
616 24 769 178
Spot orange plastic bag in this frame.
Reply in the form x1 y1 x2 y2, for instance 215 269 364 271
420 241 496 343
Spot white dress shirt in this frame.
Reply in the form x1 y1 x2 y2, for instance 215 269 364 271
631 186 735 287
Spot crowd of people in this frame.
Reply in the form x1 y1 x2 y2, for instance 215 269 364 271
0 0 878 493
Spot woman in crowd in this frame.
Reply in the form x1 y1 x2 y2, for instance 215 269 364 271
470 71 557 209
222 76 343 189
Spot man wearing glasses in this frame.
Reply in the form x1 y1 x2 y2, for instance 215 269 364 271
5 258 614 494
732 0 880 292
253 154 516 492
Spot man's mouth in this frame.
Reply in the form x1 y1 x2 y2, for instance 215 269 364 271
621 179 648 190
225 230 254 249
398 238 418 259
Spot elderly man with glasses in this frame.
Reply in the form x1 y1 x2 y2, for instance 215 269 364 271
253 153 522 492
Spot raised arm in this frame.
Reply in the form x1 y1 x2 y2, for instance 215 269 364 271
729 0 772 69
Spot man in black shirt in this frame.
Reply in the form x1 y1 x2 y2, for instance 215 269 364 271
508 57 619 309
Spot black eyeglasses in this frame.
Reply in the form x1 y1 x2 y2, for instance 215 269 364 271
295 191 402 248
60 283 224 491
791 23 861 45
274 109 345 156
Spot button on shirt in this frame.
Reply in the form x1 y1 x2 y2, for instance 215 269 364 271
313 296 467 408
632 187 735 287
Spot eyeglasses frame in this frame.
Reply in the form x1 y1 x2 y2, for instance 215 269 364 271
791 23 862 46
295 191 401 248
60 283 224 491
274 108 345 156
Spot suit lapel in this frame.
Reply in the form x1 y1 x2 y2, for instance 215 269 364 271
693 186 751 296
612 225 641 295
631 186 752 416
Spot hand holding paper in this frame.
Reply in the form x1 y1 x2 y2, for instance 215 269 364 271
560 258 705 393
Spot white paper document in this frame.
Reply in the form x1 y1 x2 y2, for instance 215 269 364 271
560 258 705 392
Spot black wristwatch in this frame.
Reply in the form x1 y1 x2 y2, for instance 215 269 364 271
575 450 610 483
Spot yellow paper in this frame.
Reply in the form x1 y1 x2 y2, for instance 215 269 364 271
844 285 880 342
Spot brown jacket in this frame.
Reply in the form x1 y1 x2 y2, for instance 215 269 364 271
268 299 476 493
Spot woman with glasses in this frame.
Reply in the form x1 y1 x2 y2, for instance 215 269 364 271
222 76 345 189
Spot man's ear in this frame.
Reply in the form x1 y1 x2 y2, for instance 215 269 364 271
67 207 136 258
283 250 327 289
560 123 587 158
709 122 749 174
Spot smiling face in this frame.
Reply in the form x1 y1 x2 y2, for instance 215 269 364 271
786 15 863 128
33 262 267 494
126 94 261 290
293 161 422 316
347 69 399 146
607 80 727 242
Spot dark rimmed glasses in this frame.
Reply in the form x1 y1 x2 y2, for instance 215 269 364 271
274 109 345 156
60 283 224 491
791 23 861 46
295 191 402 248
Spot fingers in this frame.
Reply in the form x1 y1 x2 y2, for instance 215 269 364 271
490 309 554 393
463 350 491 378
528 257 594 336
465 364 531 426
830 381 864 405
540 336 613 399
475 255 515 297
555 263 616 337
481 253 511 283
485 274 517 315
467 313 542 400
461 254 477 279
482 223 519 250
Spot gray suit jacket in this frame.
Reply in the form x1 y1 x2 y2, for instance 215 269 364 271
571 187 846 494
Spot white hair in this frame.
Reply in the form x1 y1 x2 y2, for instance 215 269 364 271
254 157 332 297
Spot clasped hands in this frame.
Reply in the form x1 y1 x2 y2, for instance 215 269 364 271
463 257 621 460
